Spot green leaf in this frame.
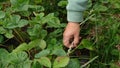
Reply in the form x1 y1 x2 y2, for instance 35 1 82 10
0 27 7 34
0 35 4 43
10 0 29 11
28 5 44 12
0 11 5 19
40 29 47 39
13 39 45 53
0 49 9 68
47 17 61 28
41 17 48 24
88 0 92 8
40 13 61 27
32 60 43 68
28 39 46 50
34 12 44 19
12 43 28 53
22 61 32 68
27 24 43 39
39 39 46 49
18 19 28 27
58 1 67 7
52 49 66 56
27 25 40 36
19 11 31 17
80 39 94 50
5 30 14 38
28 39 41 48
5 15 21 29
35 49 50 58
8 52 28 64
65 59 80 68
110 0 120 8
7 51 31 68
0 48 9 57
114 3 120 8
78 44 85 49
48 29 63 38
8 59 31 68
94 5 108 12
53 56 70 68
10 15 21 23
37 57 51 68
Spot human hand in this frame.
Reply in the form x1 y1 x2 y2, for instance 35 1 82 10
63 22 80 48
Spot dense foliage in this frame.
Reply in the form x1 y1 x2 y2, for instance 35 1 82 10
0 0 120 68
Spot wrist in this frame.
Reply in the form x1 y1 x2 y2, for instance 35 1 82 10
68 22 80 27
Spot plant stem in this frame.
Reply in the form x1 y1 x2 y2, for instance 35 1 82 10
69 44 81 55
14 35 21 43
0 44 8 48
13 29 24 43
81 56 99 68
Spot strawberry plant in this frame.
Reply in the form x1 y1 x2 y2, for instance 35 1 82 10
0 0 120 68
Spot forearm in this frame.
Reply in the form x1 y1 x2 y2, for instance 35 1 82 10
67 0 88 23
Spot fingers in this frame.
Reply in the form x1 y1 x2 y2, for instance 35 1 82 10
63 34 72 48
63 34 80 48
63 22 80 48
73 35 80 47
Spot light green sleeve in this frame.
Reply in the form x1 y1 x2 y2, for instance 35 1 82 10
67 0 88 23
